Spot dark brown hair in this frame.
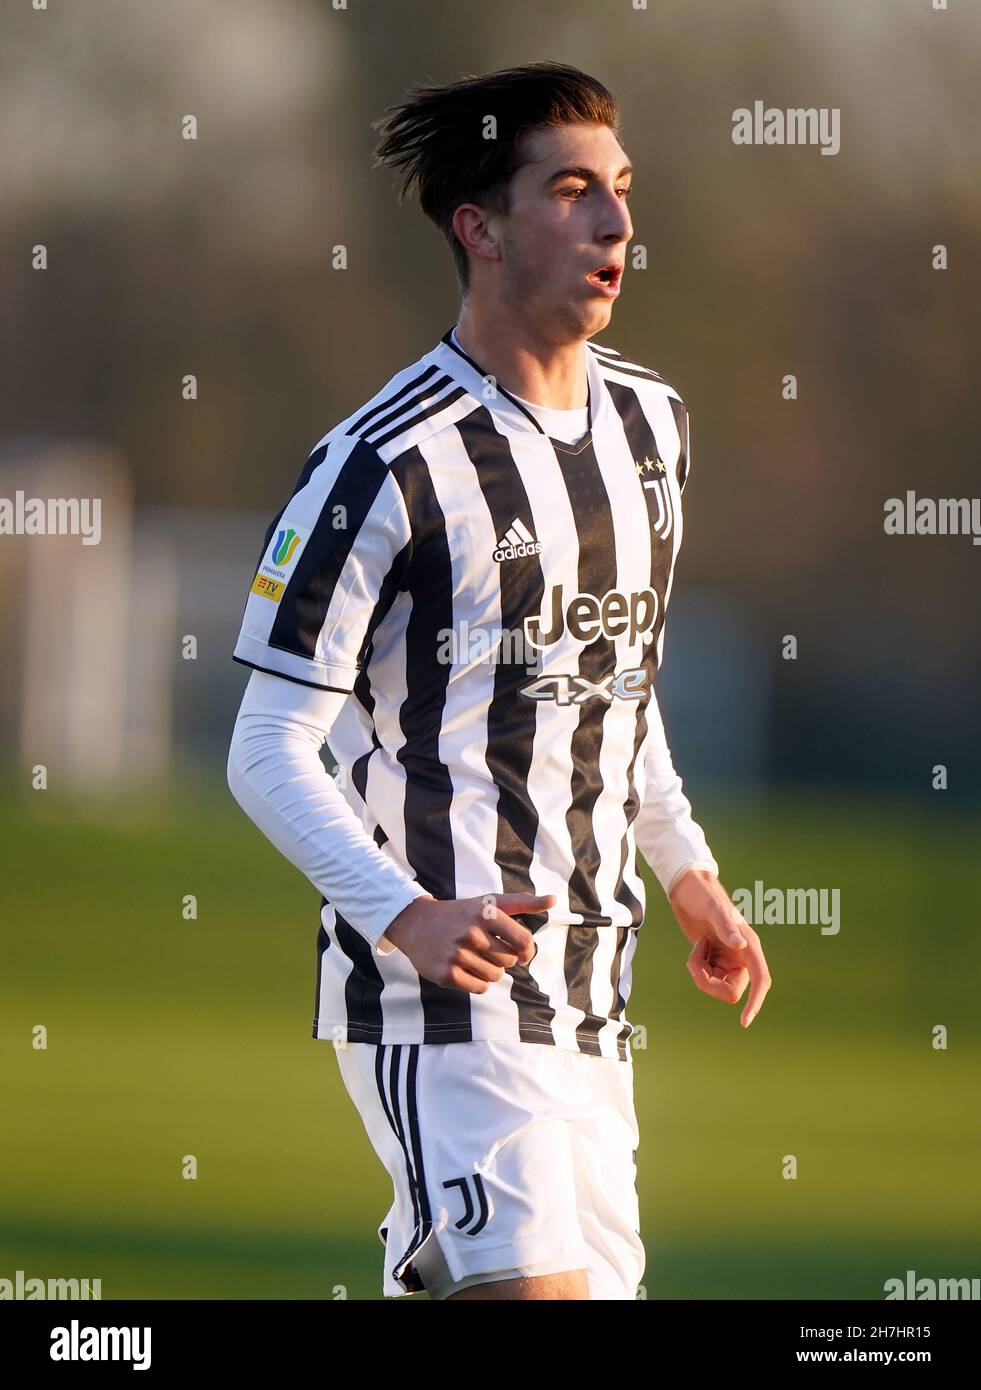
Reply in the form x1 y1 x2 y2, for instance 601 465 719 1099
371 62 621 291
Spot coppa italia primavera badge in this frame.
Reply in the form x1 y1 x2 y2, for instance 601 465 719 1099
251 527 303 603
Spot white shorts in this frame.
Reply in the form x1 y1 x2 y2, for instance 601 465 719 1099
333 1037 644 1300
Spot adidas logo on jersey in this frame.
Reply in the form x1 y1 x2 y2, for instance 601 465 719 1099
493 517 542 562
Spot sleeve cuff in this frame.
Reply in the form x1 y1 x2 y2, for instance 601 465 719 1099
233 634 360 692
344 878 432 953
665 857 720 897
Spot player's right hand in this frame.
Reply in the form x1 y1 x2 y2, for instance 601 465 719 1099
382 892 555 993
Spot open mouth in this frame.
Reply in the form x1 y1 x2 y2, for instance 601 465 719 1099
586 265 622 292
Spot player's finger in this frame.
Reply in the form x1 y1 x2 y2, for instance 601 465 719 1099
479 899 550 956
487 892 556 920
459 923 520 967
719 965 750 1001
690 966 742 1002
686 937 743 1003
452 948 506 987
441 964 495 995
688 935 709 965
739 942 772 1026
686 937 729 998
708 899 748 950
488 914 538 963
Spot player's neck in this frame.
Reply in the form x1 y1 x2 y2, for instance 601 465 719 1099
452 307 588 412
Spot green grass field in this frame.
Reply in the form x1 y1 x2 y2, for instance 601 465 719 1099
2 783 979 1300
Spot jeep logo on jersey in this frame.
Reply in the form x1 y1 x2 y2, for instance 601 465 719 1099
523 584 659 650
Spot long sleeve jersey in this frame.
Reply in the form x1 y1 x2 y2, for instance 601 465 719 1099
229 328 718 1060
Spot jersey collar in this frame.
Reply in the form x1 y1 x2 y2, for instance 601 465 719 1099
433 325 613 454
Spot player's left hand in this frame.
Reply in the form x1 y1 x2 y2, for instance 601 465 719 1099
668 868 772 1028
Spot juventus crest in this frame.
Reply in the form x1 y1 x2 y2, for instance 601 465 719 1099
636 453 675 540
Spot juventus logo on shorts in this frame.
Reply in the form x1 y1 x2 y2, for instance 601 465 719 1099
443 1173 491 1235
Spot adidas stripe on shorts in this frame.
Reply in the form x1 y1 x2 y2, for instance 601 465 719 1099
333 1037 645 1299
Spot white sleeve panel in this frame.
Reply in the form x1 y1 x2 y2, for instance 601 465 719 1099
632 684 719 898
234 435 412 691
226 670 431 951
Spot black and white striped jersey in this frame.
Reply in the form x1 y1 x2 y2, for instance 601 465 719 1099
234 326 701 1062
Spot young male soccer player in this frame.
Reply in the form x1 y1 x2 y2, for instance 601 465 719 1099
227 62 772 1301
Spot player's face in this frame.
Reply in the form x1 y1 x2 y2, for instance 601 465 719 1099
497 123 633 341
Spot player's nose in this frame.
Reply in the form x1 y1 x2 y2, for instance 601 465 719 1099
595 187 632 241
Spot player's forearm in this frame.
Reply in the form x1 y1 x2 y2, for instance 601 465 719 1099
633 691 718 897
634 790 718 897
226 682 429 951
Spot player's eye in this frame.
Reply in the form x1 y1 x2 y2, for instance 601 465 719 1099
561 185 633 199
